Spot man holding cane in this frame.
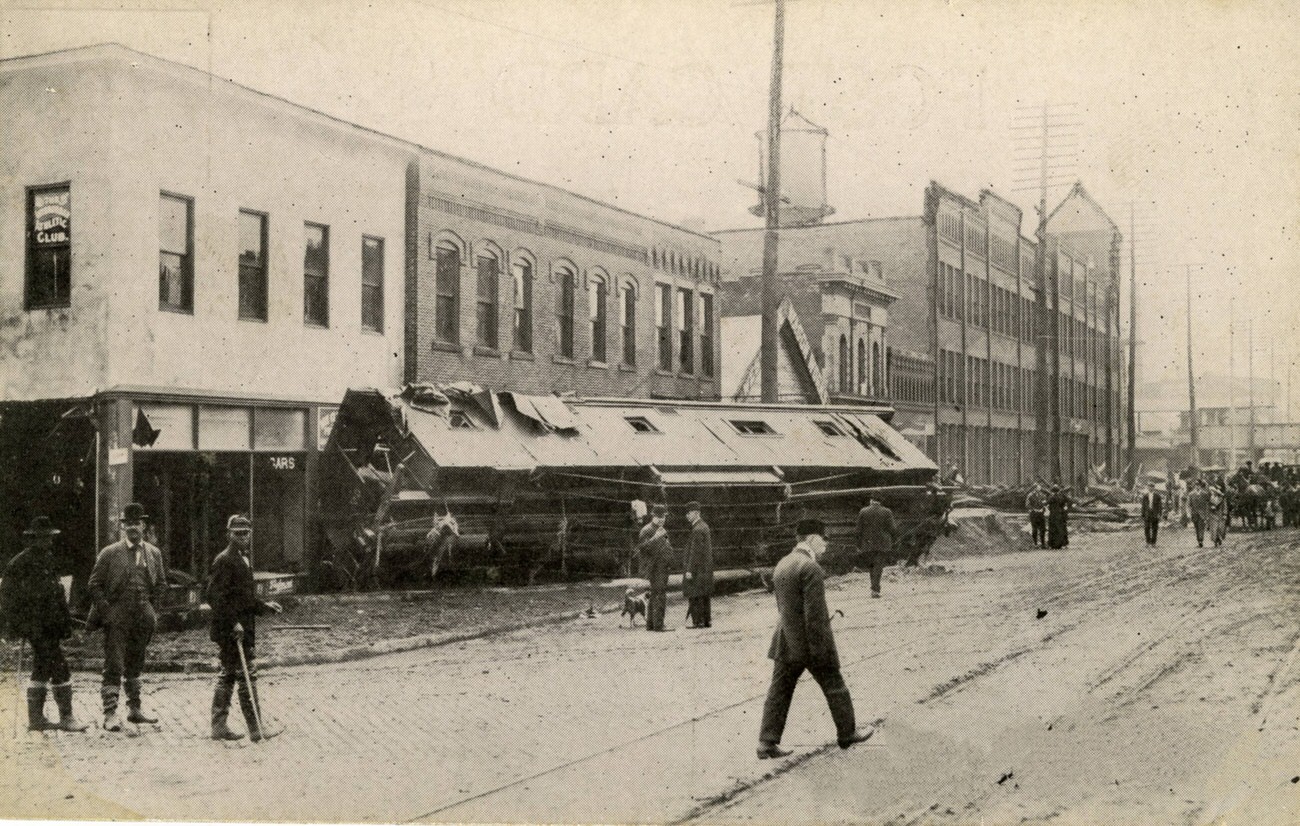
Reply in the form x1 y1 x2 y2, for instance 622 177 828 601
207 514 282 741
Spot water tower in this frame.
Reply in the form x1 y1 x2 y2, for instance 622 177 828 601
749 107 835 227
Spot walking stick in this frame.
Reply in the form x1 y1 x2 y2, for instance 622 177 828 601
233 629 267 741
12 639 23 739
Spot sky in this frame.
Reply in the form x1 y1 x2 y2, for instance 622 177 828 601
4 0 1297 416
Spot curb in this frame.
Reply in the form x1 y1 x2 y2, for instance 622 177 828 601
66 569 769 675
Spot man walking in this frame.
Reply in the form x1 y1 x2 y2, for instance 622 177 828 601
1141 482 1164 547
1187 479 1212 548
1025 484 1048 548
855 496 899 598
207 514 282 741
0 516 89 732
88 502 167 732
682 502 713 628
757 518 873 759
1047 484 1072 549
636 504 674 632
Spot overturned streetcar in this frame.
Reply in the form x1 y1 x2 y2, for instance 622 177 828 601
319 384 949 589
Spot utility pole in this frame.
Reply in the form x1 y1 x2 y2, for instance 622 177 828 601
758 0 785 404
1185 264 1199 469
1228 293 1235 471
1248 317 1255 463
1126 204 1137 488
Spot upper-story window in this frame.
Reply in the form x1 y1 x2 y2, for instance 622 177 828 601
238 210 268 321
699 293 714 377
361 236 384 333
511 257 533 353
656 283 672 371
676 287 693 374
556 264 576 359
159 193 193 313
26 184 71 310
475 251 499 349
435 242 460 343
303 222 329 327
620 281 636 367
588 273 607 363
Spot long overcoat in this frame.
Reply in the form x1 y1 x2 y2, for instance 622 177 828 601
0 546 72 640
682 519 713 598
767 546 839 670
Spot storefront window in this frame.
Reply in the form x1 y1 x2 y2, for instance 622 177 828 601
198 406 250 451
135 404 194 450
254 409 306 451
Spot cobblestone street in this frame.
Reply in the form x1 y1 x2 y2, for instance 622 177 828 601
4 526 1300 824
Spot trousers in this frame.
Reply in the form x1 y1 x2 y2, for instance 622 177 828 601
28 633 72 685
759 659 856 744
102 603 156 687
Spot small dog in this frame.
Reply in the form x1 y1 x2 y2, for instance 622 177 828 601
621 588 649 627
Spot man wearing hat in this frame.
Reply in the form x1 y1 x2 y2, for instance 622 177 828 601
88 502 167 731
0 516 89 732
635 504 674 632
756 517 873 759
855 496 899 598
207 514 283 741
682 502 713 628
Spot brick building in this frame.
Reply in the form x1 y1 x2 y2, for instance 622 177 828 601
716 181 1123 488
0 43 720 589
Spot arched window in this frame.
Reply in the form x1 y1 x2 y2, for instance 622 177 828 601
511 253 533 353
620 280 637 367
873 341 883 395
856 339 867 394
555 263 576 359
588 273 607 363
838 335 850 392
475 247 500 349
435 240 460 343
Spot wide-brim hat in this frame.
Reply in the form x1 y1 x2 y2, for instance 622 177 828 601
227 514 253 531
684 501 702 513
119 502 148 523
651 504 668 517
22 515 61 537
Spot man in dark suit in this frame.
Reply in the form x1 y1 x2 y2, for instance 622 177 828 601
1141 482 1164 547
682 502 713 628
87 502 167 732
636 504 674 632
207 514 283 741
855 496 899 598
756 517 873 759
0 516 89 732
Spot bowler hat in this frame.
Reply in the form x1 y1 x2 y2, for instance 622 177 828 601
651 503 668 517
795 517 826 538
22 515 61 537
684 501 702 513
119 502 148 523
227 514 253 531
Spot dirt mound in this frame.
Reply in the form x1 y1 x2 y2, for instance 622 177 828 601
928 507 1034 560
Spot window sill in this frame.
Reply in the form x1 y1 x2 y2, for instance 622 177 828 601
431 340 462 354
508 350 535 362
552 354 576 365
361 327 384 336
654 368 674 377
26 303 71 312
159 305 194 316
586 358 610 370
304 323 330 331
618 363 637 373
473 345 502 358
239 315 268 324
676 372 696 380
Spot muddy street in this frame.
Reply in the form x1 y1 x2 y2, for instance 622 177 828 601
2 523 1299 825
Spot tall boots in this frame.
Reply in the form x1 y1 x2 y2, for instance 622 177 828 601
26 683 56 731
101 685 122 732
51 683 89 732
124 678 158 725
237 676 263 742
211 679 243 741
